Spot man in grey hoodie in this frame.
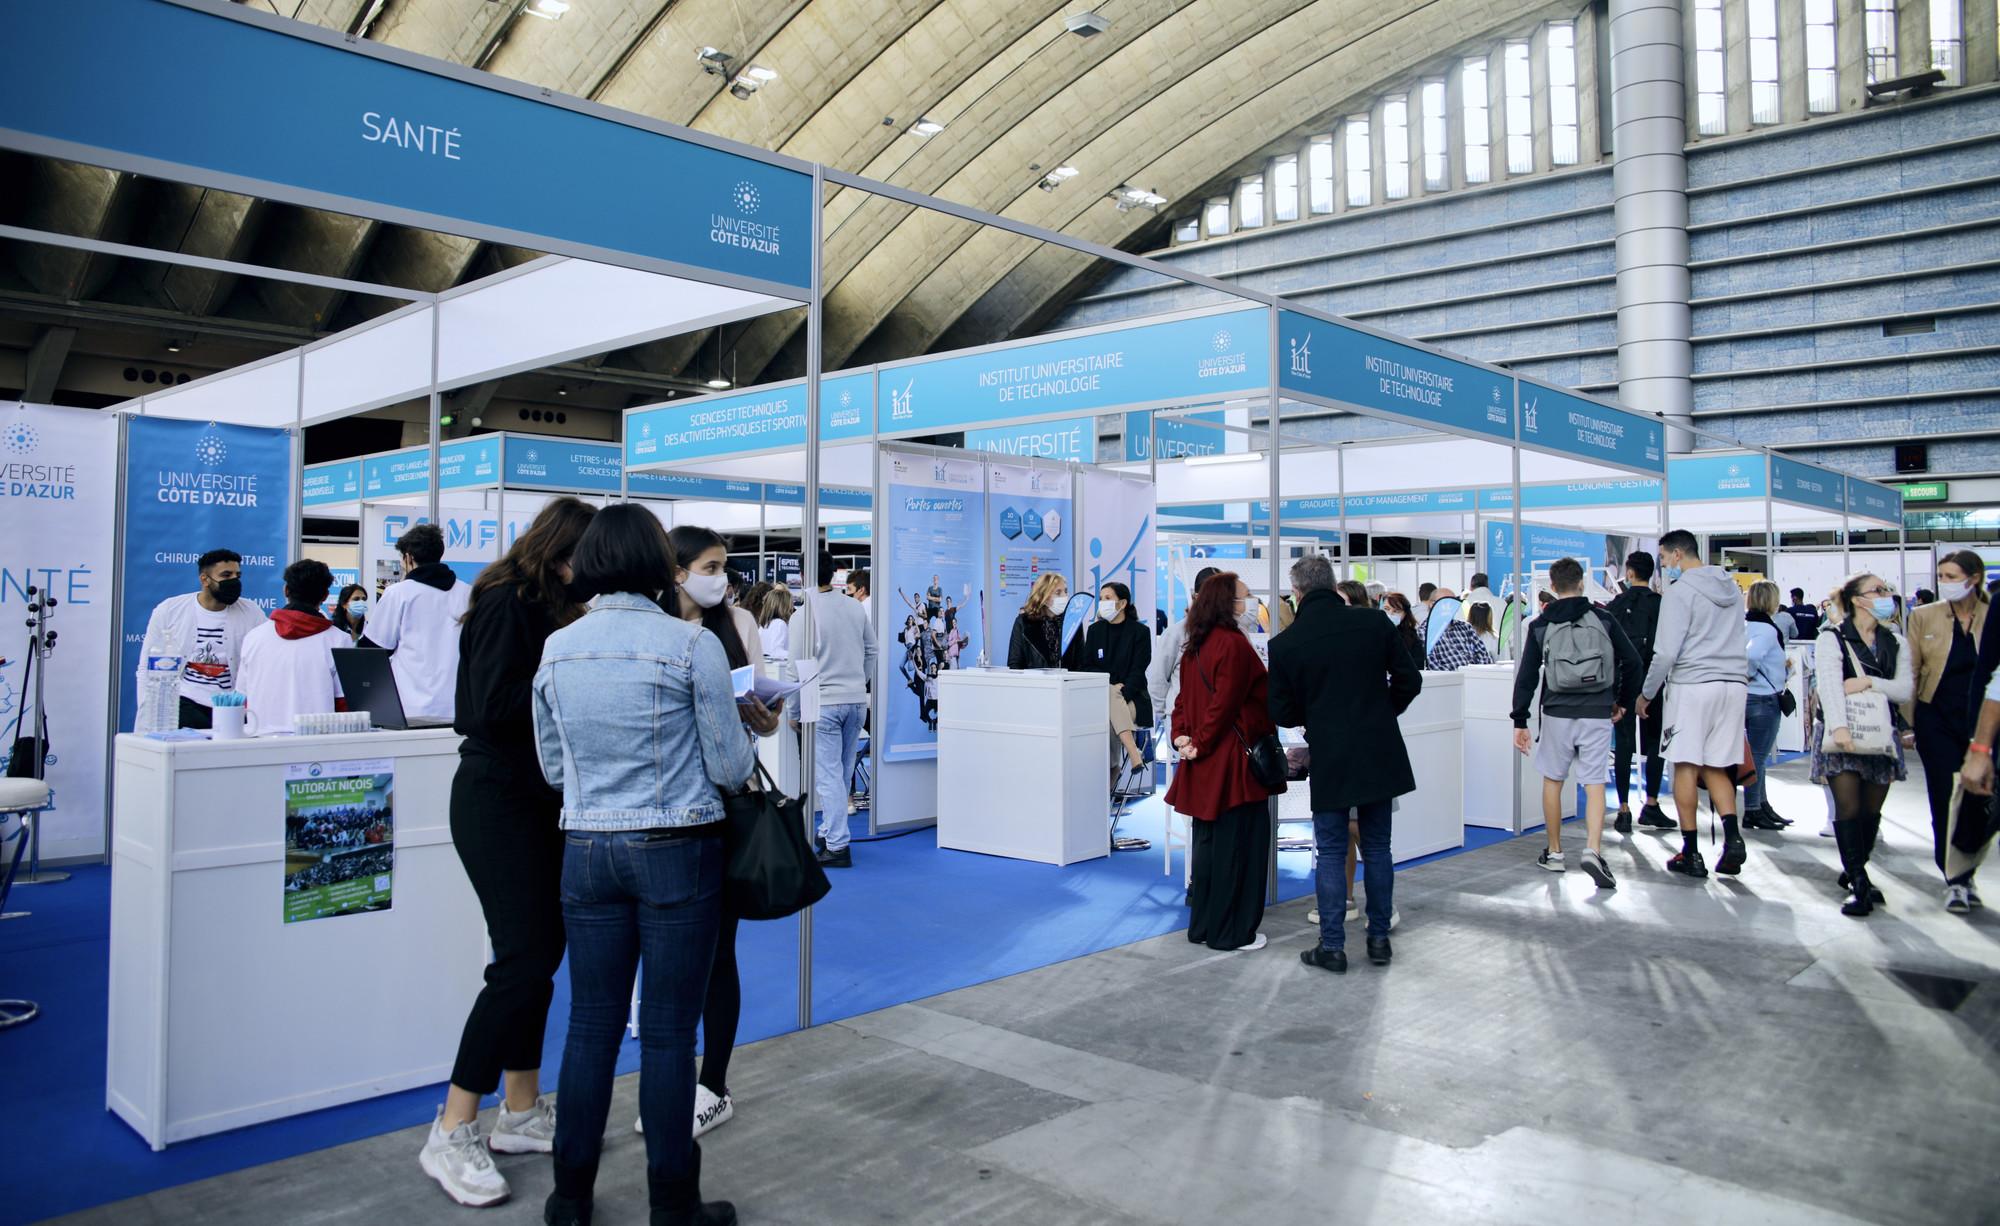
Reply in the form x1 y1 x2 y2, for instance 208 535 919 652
1636 529 1751 878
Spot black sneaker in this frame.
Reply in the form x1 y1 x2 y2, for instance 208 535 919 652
1638 803 1676 829
816 847 852 869
1366 936 1392 966
1667 847 1708 878
1613 808 1633 835
1715 839 1747 875
1741 809 1785 831
1300 947 1347 974
1580 849 1616 890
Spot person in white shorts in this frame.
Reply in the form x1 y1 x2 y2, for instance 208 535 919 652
1638 529 1751 879
1511 557 1643 890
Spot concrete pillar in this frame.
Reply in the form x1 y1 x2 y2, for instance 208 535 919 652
1577 4 1603 162
1724 0 1753 132
1968 0 1998 85
1532 24 1556 173
1897 0 1931 78
1448 60 1470 190
1837 0 1870 107
1487 46 1508 183
1409 84 1431 197
1778 0 1810 122
1609 0 1695 451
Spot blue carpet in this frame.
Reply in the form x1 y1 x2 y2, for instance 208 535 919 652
1 799 1550 1223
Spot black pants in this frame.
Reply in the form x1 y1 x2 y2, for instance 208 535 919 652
1187 801 1269 951
699 907 740 1097
177 697 213 730
1614 697 1663 806
449 749 566 1094
1914 706 1983 886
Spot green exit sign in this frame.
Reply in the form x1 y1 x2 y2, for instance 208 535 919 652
1897 481 1949 503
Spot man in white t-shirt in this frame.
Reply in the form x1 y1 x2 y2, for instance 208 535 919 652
237 559 347 735
359 524 470 724
141 547 268 729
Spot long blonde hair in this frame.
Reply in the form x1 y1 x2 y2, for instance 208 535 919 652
1022 572 1068 619
759 586 795 627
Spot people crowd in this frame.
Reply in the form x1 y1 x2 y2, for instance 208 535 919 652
287 804 388 851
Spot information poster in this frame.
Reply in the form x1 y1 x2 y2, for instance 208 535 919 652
987 463 1073 642
1080 469 1156 635
283 758 396 924
882 453 984 761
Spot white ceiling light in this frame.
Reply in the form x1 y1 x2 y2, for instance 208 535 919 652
524 0 569 19
706 378 732 389
743 64 779 83
1038 165 1079 191
1182 450 1264 467
910 117 946 136
1109 184 1167 211
1065 11 1110 36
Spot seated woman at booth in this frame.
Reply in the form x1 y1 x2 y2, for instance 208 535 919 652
1007 572 1072 669
1076 581 1153 775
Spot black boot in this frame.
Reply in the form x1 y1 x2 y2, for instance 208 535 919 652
546 1159 598 1226
1834 820 1874 917
650 1143 737 1226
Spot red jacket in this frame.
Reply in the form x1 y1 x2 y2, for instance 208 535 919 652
1165 627 1282 820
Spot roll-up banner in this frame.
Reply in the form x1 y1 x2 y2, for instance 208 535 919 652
2 403 118 860
879 452 985 763
986 463 1075 642
1482 520 1612 598
1079 469 1156 633
119 416 293 733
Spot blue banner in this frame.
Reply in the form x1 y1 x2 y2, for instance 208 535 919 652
437 436 499 490
987 463 1073 646
1847 478 1902 524
880 308 1268 435
1278 309 1514 440
625 372 873 466
302 459 361 509
504 435 623 493
1484 521 1611 597
765 484 873 510
826 522 872 542
1123 409 1230 461
1770 455 1844 513
119 418 293 731
881 453 985 762
628 471 765 502
1517 381 1666 475
965 417 1094 461
5 0 812 291
362 447 430 499
1667 454 1768 502
1481 478 1665 510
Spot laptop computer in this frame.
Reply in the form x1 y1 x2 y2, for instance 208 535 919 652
332 648 452 731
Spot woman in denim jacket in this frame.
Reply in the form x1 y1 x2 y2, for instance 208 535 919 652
532 504 755 1226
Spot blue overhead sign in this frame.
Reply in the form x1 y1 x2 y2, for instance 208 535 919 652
1277 309 1514 440
826 523 872 542
1481 478 1664 510
627 471 764 502
1124 409 1231 462
504 436 626 493
1335 489 1480 517
766 484 873 510
302 459 361 509
625 372 873 466
1770 455 1845 513
362 447 431 499
2 0 812 292
438 437 499 490
879 308 1268 436
965 417 1094 461
1668 454 1768 502
1517 381 1665 475
1847 478 1903 524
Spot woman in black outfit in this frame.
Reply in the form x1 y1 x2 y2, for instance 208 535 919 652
1077 581 1154 775
421 497 594 1208
1006 571 1071 669
1382 592 1426 674
330 582 369 641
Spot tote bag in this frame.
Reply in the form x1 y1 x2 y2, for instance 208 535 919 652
723 761 831 921
1837 637 1897 756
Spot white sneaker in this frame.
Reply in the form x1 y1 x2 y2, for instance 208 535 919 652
693 1085 735 1138
488 1094 556 1155
1231 933 1268 952
419 1109 509 1207
1388 908 1401 931
1538 849 1566 872
1345 902 1359 923
1819 819 1835 838
1945 883 1973 915
1306 908 1319 925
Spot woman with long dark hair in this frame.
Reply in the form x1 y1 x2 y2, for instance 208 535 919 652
1906 549 1990 912
663 525 778 1141
1812 572 1913 918
1075 581 1152 776
1382 592 1426 675
1167 572 1285 952
420 497 595 1209
536 504 754 1226
330 582 369 641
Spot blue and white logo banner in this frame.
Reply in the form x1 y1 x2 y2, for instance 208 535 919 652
1484 521 1611 596
1080 469 1155 638
1769 455 1845 514
1517 382 1665 475
987 463 1074 644
1278 309 1514 440
362 447 431 499
1124 409 1231 462
1847 478 1901 524
626 372 873 466
880 453 985 763
1667 454 1768 502
437 437 499 490
1480 478 1664 511
302 459 362 509
966 417 1094 462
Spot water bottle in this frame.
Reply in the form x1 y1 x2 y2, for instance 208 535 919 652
137 634 182 734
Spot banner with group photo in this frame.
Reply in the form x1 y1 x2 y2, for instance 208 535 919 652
1 403 118 860
118 417 293 733
283 758 396 924
881 452 985 762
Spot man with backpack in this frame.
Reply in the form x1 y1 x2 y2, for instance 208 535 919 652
1511 557 1643 890
1607 551 1669 833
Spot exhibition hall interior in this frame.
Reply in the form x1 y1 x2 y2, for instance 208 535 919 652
2 1 1997 1223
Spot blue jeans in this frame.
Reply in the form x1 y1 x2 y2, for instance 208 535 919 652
1314 800 1393 949
554 828 724 1192
1744 692 1782 811
814 702 866 852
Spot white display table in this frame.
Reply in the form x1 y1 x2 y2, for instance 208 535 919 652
1461 663 1574 831
1270 672 1465 863
108 729 484 1149
935 670 1109 865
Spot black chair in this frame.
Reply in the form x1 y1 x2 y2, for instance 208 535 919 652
0 778 51 1029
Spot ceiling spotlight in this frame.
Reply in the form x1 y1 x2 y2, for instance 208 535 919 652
1065 11 1110 37
164 338 184 353
1038 165 1079 191
524 0 569 18
556 385 568 397
1109 184 1167 211
910 117 945 136
706 378 732 389
697 47 735 76
729 81 756 100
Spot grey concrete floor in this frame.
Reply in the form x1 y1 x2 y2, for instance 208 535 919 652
50 760 2000 1225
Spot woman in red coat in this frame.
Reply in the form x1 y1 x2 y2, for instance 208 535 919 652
1168 572 1285 952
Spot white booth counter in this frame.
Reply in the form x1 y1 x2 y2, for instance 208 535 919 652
935 670 1109 865
1461 663 1574 831
109 728 484 1149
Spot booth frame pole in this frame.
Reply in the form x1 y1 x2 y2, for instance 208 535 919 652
290 356 305 567
1765 482 1775 595
1266 306 1283 907
1337 445 1350 581
101 415 132 862
1510 383 1524 834
798 165 824 1032
426 303 441 526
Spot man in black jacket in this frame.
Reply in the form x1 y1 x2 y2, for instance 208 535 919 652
1511 557 1643 890
1605 550 1669 833
1269 555 1423 975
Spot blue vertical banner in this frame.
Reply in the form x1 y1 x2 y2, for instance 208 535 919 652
1483 521 1611 597
119 417 294 731
880 452 985 762
987 463 1074 644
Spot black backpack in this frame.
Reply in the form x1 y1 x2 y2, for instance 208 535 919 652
1611 588 1660 663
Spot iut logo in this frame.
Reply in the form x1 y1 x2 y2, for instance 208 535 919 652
890 380 915 420
1288 335 1311 378
1521 396 1538 431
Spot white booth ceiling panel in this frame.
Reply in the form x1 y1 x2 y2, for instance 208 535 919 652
131 352 301 428
302 307 435 423
658 442 875 490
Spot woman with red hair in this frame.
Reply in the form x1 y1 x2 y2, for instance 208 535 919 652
1167 571 1285 951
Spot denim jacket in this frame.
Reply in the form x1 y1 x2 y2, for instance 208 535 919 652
532 592 755 830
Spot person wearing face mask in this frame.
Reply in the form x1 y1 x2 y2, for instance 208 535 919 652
1636 529 1751 879
331 583 370 642
360 523 471 725
1812 572 1913 918
1075 582 1153 780
1606 552 1669 833
142 546 267 729
1007 572 1072 670
1382 593 1426 674
1904 550 1990 913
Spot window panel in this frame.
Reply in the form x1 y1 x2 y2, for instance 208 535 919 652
1748 0 1780 124
1173 215 1199 243
1238 174 1265 229
1272 154 1299 222
1805 0 1839 111
1308 135 1334 214
1421 79 1448 190
1548 22 1579 165
1694 0 1726 135
1932 0 1963 85
1344 116 1371 207
1864 0 1898 84
1204 196 1230 237
1461 57 1490 185
1503 41 1532 174
1382 95 1410 200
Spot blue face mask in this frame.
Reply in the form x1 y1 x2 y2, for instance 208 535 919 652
1870 596 1897 620
348 600 368 618
1661 565 1683 584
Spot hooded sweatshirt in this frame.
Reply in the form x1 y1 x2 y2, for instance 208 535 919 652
1510 595 1643 726
237 606 347 734
1641 566 1750 699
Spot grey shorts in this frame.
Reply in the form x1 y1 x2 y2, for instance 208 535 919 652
1535 715 1613 785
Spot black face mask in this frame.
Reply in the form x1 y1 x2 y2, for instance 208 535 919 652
211 577 244 606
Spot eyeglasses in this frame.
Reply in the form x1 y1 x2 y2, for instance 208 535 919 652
1857 585 1892 598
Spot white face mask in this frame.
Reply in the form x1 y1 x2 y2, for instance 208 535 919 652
1387 610 1405 626
1939 579 1973 603
681 571 728 609
1098 598 1120 621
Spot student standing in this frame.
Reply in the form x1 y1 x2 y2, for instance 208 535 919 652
534 505 754 1226
1742 581 1791 831
1787 588 1822 641
1607 552 1669 832
1813 573 1913 917
1076 581 1152 777
1510 557 1641 889
1905 550 1990 912
1637 530 1751 878
141 546 265 729
1382 593 1427 675
236 559 346 736
421 499 594 1210
1269 557 1420 972
790 549 875 868
1148 566 1219 714
1168 572 1285 953
362 523 470 723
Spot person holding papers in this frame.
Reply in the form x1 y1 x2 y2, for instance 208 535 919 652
361 523 470 724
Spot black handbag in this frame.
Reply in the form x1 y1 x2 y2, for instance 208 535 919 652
1778 688 1797 717
721 761 830 921
1197 652 1287 791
